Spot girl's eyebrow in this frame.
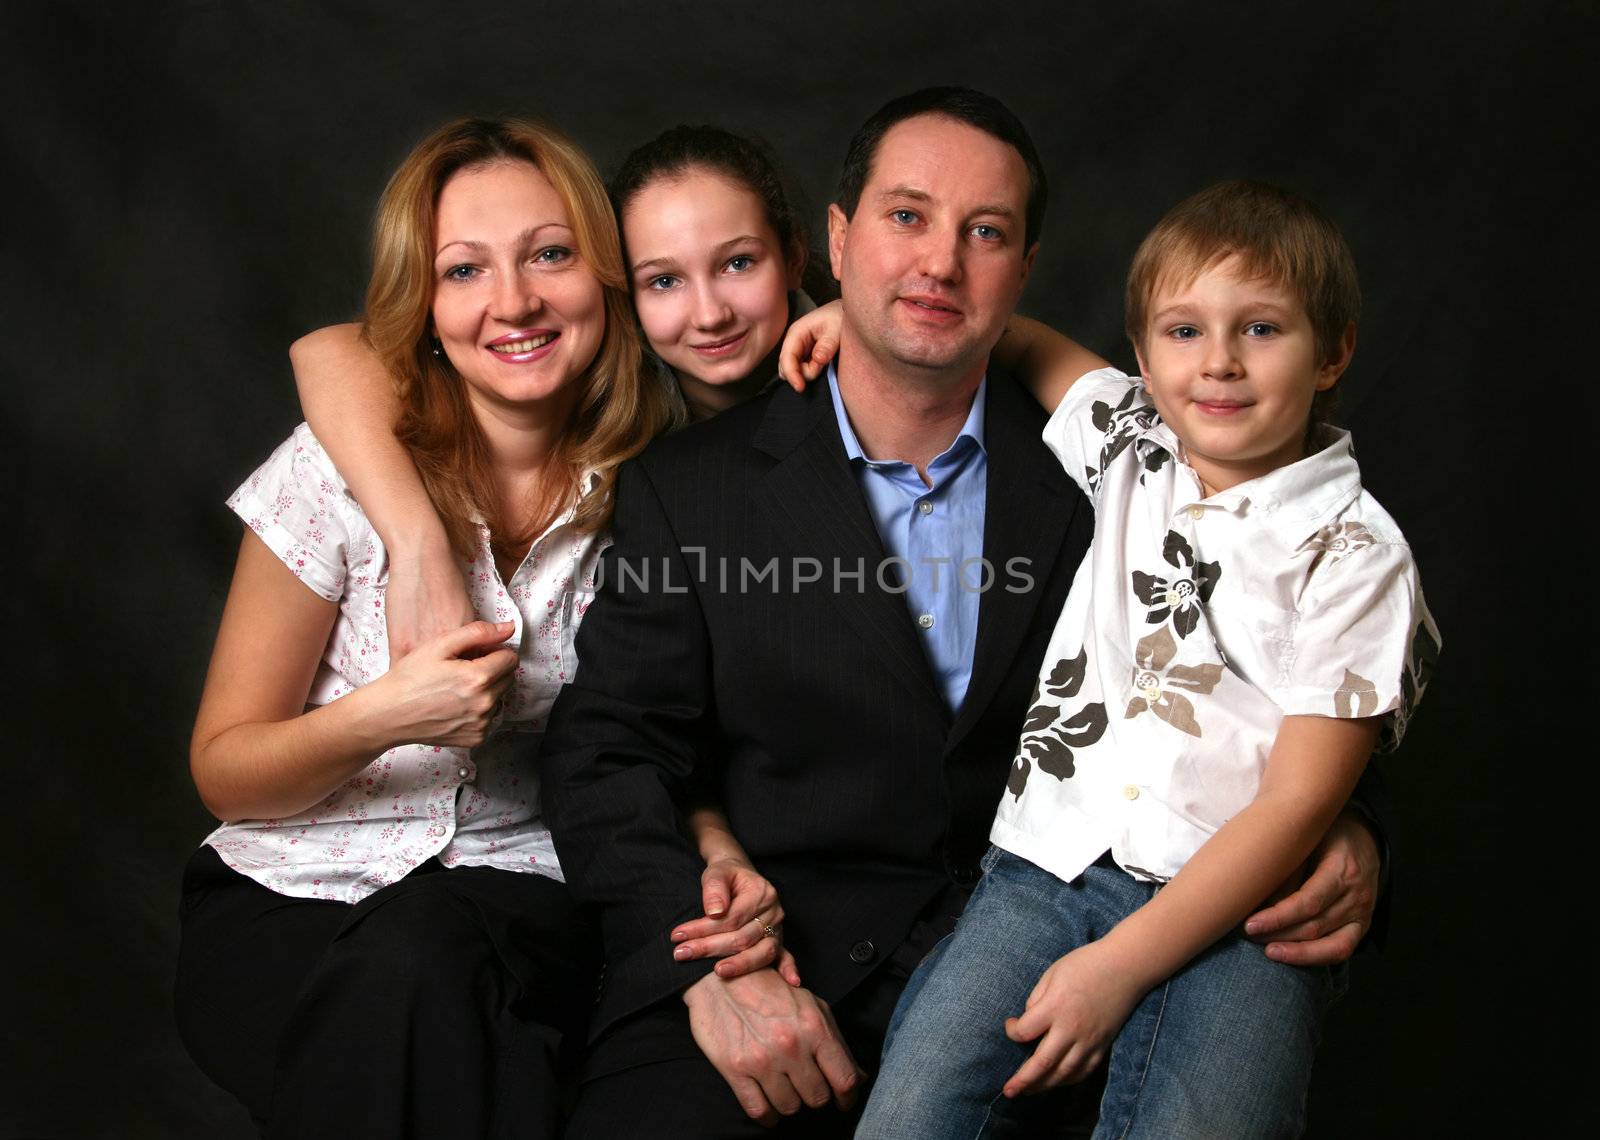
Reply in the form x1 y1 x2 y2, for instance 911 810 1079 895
631 254 680 275
709 234 765 256
633 235 766 275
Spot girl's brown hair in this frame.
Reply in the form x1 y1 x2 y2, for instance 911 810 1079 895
362 117 673 560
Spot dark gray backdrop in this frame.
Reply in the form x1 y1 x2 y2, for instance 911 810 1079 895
4 0 1576 1135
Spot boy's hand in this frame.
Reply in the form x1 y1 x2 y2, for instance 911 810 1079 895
671 856 801 986
1003 942 1142 1096
777 300 843 391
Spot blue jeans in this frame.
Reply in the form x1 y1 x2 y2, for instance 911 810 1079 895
856 848 1345 1139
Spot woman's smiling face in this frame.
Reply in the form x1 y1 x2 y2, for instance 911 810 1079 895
430 159 606 419
622 167 799 390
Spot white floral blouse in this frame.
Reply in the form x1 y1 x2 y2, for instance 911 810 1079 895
204 424 604 903
991 370 1439 887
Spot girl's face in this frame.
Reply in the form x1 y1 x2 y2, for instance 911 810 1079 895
430 160 606 422
622 168 800 389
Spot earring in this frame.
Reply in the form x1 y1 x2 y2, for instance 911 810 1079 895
430 336 444 359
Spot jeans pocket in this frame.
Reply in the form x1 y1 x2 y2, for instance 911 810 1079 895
979 843 1004 874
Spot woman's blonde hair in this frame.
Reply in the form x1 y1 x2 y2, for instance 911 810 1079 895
362 117 673 559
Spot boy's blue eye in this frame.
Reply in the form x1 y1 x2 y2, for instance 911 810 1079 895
1169 325 1199 339
891 209 918 224
1244 322 1277 336
971 224 1002 241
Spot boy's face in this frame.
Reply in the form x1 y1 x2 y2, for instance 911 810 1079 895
1134 254 1354 495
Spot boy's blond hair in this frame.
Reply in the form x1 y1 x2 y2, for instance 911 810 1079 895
1124 181 1360 419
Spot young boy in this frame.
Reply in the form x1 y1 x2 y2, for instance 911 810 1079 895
855 181 1439 1138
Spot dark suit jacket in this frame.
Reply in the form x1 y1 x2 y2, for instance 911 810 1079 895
541 369 1094 1037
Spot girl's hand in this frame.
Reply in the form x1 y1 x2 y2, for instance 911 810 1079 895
671 856 801 987
384 537 479 661
1002 942 1142 1096
777 300 844 391
369 620 518 748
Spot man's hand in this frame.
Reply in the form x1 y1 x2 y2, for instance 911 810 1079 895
1244 809 1380 965
683 969 862 1124
1003 940 1141 1096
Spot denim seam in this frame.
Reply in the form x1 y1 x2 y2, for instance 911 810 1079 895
1113 978 1170 1139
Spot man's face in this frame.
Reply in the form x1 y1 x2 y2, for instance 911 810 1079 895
829 114 1036 382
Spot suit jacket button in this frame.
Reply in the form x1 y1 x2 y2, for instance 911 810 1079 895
849 939 877 965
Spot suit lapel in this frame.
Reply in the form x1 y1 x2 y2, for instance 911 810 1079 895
751 384 949 721
947 374 1080 751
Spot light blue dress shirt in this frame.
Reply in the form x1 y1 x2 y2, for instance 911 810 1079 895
827 365 988 713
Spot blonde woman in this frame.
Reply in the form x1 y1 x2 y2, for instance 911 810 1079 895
175 117 673 1138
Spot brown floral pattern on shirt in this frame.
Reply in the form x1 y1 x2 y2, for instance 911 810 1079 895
1302 521 1376 563
1132 530 1220 639
1123 626 1225 737
1008 648 1108 797
1086 386 1170 492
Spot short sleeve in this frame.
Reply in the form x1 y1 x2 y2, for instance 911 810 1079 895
225 424 360 603
1280 540 1440 753
1041 367 1149 500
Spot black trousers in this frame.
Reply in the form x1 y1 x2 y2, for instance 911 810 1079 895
175 845 597 1139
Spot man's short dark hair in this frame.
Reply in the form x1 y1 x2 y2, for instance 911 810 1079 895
836 86 1048 248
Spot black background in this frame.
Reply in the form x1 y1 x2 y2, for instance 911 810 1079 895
4 1 1576 1135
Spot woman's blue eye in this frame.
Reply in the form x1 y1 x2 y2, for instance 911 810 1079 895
646 274 679 291
726 255 755 273
443 265 478 282
535 246 572 264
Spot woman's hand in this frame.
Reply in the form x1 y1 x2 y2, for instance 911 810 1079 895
777 300 843 391
367 620 519 748
672 855 801 987
1002 940 1141 1096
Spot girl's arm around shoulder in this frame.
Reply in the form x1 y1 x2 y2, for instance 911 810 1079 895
290 324 475 658
776 303 1110 412
190 531 518 822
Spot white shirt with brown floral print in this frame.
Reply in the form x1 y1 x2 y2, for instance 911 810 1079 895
991 370 1438 886
205 424 604 903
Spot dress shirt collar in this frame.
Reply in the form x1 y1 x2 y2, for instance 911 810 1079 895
826 362 987 469
1163 418 1364 547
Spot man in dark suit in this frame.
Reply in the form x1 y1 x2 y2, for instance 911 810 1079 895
543 87 1382 1137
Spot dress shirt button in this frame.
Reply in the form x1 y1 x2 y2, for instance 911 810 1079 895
917 499 934 516
849 940 878 965
1123 784 1140 801
1188 506 1204 520
429 824 447 837
917 613 935 630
